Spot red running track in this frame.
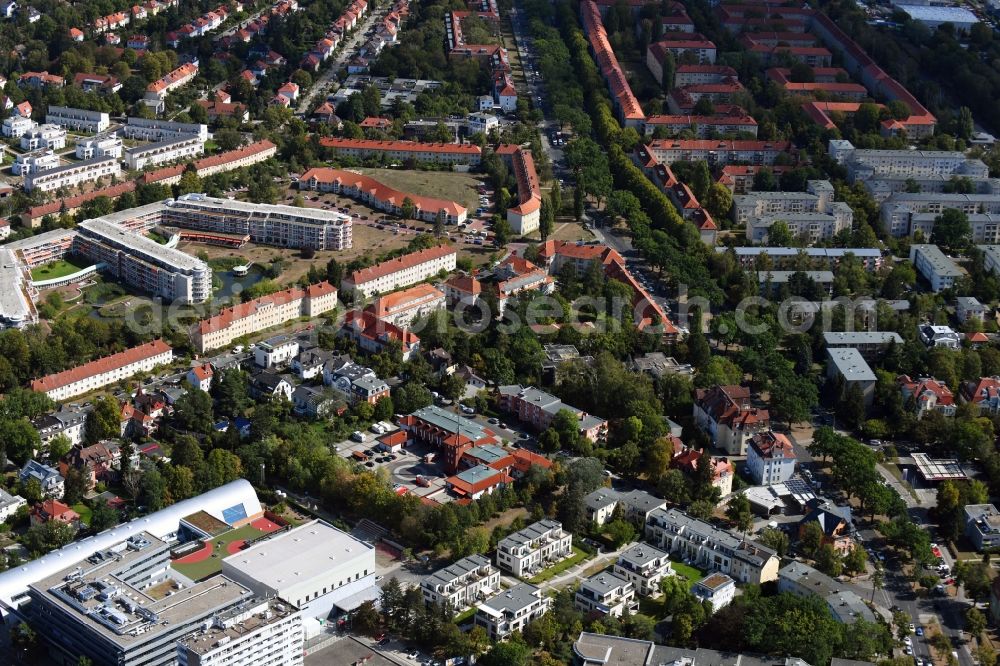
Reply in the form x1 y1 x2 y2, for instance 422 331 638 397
173 541 212 564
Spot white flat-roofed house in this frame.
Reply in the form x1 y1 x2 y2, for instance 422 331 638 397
45 106 110 133
474 582 551 640
645 508 780 584
909 244 963 293
221 519 376 615
2 115 35 137
25 157 121 192
496 519 573 578
75 134 123 160
584 489 621 526
957 296 986 324
964 504 1000 551
20 123 66 151
420 554 501 614
613 542 673 597
575 572 638 618
254 334 300 368
124 135 205 171
692 573 736 611
12 150 60 176
0 488 26 522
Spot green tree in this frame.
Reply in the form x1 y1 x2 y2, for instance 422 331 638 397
767 220 794 246
400 197 415 220
725 495 753 534
815 543 844 576
966 607 987 639
89 499 119 531
703 183 733 221
0 418 41 466
931 208 972 251
758 527 790 556
800 521 824 556
85 395 121 444
540 196 555 241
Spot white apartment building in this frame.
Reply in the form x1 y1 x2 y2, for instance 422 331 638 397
195 140 277 176
829 139 989 182
746 430 797 485
980 245 1000 276
177 599 303 666
575 572 638 618
33 407 88 447
957 296 986 324
124 135 205 171
909 244 963 293
822 331 905 358
881 192 1000 238
735 180 853 244
24 156 121 192
370 283 446 327
75 216 211 303
123 116 209 142
75 134 123 160
254 334 300 368
12 150 59 176
692 573 736 612
496 519 573 578
0 488 26 523
192 282 338 353
612 542 673 597
20 123 66 151
421 554 501 613
343 244 457 298
474 582 551 640
45 106 110 133
29 339 174 401
2 115 35 138
646 508 780 584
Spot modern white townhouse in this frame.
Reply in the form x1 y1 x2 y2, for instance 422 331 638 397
474 582 551 640
645 508 780 584
124 135 205 171
575 572 638 617
30 339 174 401
12 150 60 176
24 157 121 192
75 134 124 160
20 124 66 151
123 116 209 142
420 554 501 614
692 573 736 611
342 244 456 298
909 244 963 293
612 542 674 597
45 106 110 133
496 519 573 578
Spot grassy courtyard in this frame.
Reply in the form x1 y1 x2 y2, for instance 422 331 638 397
528 545 590 584
30 256 93 281
670 559 706 587
356 168 484 216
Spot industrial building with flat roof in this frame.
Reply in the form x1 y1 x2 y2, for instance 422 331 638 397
221 519 376 614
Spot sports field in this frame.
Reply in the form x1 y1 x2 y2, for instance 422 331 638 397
170 518 282 581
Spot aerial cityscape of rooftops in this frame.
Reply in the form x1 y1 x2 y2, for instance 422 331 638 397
4 0 1000 664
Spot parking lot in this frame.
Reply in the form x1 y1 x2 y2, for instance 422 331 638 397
334 410 539 503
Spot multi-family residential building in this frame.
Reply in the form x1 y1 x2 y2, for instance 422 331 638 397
919 324 962 349
735 181 853 244
369 283 446 328
799 503 854 554
75 134 124 160
583 489 667 527
318 137 482 165
673 63 739 87
580 0 644 128
645 508 780 584
24 156 121 192
75 217 211 303
645 139 791 167
746 431 797 485
30 340 174 401
964 504 1000 551
194 140 277 176
898 375 956 418
19 460 64 498
123 117 209 142
909 244 963 293
474 582 552 640
2 114 36 138
340 309 421 361
670 443 735 495
254 334 301 369
496 519 573 578
45 106 110 132
823 331 904 358
575 572 638 618
124 135 205 171
420 554 501 614
722 247 883 272
497 384 608 442
643 112 758 138
881 193 1000 240
144 62 199 107
829 140 986 182
33 406 89 447
299 168 467 224
826 348 877 408
612 542 673 597
12 150 60 176
692 573 736 612
777 561 876 624
693 384 770 455
176 598 303 666
960 376 1000 415
192 282 338 353
495 145 542 235
0 488 26 522
956 296 986 324
20 124 66 151
342 244 456 298
74 72 122 95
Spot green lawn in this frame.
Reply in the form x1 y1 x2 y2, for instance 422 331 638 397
171 524 270 581
528 546 590 584
30 257 93 281
670 559 706 587
72 503 92 527
453 606 478 625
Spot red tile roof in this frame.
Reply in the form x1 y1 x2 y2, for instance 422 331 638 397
347 244 456 286
301 167 466 217
31 340 172 393
194 139 276 170
318 137 482 156
196 282 335 334
749 431 796 460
